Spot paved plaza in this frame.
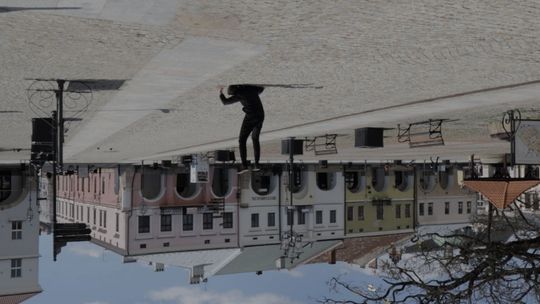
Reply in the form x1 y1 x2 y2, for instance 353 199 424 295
1 1 540 163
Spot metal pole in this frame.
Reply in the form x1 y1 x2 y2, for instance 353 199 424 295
52 110 58 261
288 137 294 250
56 80 65 170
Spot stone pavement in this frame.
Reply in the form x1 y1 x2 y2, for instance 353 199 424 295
1 1 540 163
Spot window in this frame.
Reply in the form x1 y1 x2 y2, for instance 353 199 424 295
87 207 90 223
82 178 85 192
347 206 354 221
115 213 119 232
458 202 463 214
183 213 193 231
0 171 11 202
99 210 102 227
428 203 433 216
268 212 276 227
103 211 107 228
467 201 472 214
445 202 450 214
419 203 425 216
395 205 401 219
223 212 233 229
251 213 259 228
102 177 105 194
358 206 365 220
138 216 150 233
10 259 21 278
287 209 294 225
161 214 172 232
330 210 337 223
203 213 213 230
376 203 384 220
315 210 323 224
11 221 22 240
94 177 97 194
297 210 306 225
93 208 96 225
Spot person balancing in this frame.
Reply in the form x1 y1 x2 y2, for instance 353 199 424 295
220 84 265 173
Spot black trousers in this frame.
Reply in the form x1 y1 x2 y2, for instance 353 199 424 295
239 115 264 167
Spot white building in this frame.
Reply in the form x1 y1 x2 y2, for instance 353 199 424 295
238 169 281 246
0 166 42 302
279 164 345 242
417 164 477 225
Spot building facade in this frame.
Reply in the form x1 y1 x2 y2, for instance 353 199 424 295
417 164 477 225
345 165 414 236
0 165 42 300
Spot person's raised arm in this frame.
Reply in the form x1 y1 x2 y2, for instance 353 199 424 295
220 88 241 105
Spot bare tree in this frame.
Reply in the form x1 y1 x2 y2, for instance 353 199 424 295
321 209 540 304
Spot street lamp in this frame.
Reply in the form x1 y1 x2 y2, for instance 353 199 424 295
279 137 305 266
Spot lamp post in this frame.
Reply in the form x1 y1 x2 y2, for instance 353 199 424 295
279 137 307 266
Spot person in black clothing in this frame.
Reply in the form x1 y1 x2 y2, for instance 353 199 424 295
220 84 265 172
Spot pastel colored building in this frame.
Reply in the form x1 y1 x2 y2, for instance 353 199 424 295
417 165 477 225
0 165 42 302
55 164 239 256
345 165 415 236
237 169 281 247
279 164 345 241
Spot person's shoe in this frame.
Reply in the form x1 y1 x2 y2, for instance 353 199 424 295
237 166 249 174
252 164 261 172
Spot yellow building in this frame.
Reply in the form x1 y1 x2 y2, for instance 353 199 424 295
345 165 414 235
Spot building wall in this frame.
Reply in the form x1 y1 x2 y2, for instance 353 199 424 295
131 166 238 207
417 167 477 225
238 171 281 247
128 204 238 255
56 198 128 250
345 166 414 235
0 167 41 296
280 164 345 241
56 168 127 250
57 168 120 208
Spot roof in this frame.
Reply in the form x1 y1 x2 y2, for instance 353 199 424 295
134 248 242 279
0 291 42 304
215 240 342 276
463 179 540 209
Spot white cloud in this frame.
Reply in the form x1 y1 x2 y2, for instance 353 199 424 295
68 245 103 258
148 287 302 304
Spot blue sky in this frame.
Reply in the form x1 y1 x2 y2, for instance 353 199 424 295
28 235 382 304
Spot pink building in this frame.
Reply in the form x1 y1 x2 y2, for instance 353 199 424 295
55 164 239 256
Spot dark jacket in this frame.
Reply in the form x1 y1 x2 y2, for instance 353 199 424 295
220 85 265 118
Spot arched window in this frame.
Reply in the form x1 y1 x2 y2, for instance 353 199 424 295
291 166 306 194
371 167 386 192
439 168 452 190
316 172 336 191
0 171 11 202
251 171 274 196
394 171 409 191
212 167 230 197
141 169 161 200
176 173 198 198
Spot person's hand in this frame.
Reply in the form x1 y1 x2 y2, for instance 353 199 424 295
217 86 225 94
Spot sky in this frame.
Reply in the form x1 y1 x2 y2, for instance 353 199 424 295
28 235 382 304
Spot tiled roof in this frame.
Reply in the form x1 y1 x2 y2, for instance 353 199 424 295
0 292 41 304
463 180 540 209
